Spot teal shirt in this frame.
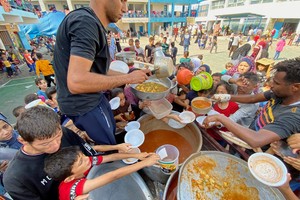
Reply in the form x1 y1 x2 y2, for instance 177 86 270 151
180 57 191 63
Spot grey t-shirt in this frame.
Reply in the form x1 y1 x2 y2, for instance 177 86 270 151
250 91 300 139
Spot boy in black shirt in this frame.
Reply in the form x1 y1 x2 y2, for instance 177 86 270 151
3 106 131 200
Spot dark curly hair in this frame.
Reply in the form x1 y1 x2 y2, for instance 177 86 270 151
44 146 81 182
274 58 300 84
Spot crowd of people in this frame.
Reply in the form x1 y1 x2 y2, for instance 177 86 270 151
0 0 300 200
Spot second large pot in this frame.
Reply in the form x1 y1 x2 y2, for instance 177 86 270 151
130 77 176 101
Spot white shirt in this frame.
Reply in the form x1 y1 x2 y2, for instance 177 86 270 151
232 36 240 46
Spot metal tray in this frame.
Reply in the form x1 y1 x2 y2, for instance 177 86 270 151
177 151 285 200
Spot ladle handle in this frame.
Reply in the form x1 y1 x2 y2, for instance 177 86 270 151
134 61 155 68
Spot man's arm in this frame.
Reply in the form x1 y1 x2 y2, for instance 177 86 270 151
67 55 149 94
230 93 267 104
203 114 281 148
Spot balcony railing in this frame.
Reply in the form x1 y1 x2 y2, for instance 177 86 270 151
7 0 35 13
123 10 191 18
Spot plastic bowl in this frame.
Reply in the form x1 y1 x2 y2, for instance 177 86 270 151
125 121 141 132
191 97 212 115
124 129 145 148
122 148 141 165
248 152 288 187
179 111 196 124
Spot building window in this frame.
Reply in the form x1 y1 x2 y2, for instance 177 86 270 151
227 0 245 7
211 0 225 9
47 4 56 10
74 4 89 9
198 4 209 17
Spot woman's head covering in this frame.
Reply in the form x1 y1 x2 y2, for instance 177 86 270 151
227 56 256 76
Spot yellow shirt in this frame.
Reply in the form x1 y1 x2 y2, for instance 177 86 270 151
36 59 54 77
3 60 11 68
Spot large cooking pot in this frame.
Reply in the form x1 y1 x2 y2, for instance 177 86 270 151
177 151 285 200
130 76 177 101
138 114 202 184
115 52 136 66
87 161 153 200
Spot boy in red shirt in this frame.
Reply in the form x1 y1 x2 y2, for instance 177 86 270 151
44 146 159 200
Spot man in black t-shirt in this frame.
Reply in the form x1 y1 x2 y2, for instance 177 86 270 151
3 106 99 200
53 1 149 145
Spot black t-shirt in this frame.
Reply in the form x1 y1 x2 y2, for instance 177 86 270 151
144 44 155 58
53 7 110 116
3 127 97 200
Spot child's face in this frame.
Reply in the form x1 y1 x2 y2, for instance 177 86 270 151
237 62 250 74
38 80 47 90
257 65 267 72
117 93 126 107
70 152 91 179
216 85 228 94
212 76 221 86
135 41 140 48
0 121 13 141
226 64 233 70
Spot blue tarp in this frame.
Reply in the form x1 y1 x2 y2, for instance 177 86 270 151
19 11 66 39
20 10 122 39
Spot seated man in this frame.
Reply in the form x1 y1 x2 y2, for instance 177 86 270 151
3 106 131 200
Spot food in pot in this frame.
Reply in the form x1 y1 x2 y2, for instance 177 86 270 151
192 100 211 109
186 156 259 200
136 82 168 93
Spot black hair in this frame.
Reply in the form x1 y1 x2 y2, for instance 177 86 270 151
36 53 43 59
134 39 140 43
111 88 124 99
241 72 259 85
171 42 175 47
16 106 60 143
12 106 25 118
24 93 39 104
273 58 300 84
44 146 81 182
215 80 234 94
212 72 222 78
46 86 56 100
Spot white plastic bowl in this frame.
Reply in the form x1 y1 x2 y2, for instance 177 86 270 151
109 97 120 110
125 121 141 132
196 116 215 127
109 60 129 73
179 111 196 124
122 148 141 165
248 152 288 187
124 129 145 148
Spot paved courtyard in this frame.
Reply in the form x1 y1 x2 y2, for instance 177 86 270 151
0 36 299 124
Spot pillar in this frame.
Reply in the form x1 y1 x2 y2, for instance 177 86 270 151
38 0 47 11
147 0 151 36
66 0 74 11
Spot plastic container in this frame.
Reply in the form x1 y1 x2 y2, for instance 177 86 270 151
156 144 179 174
149 98 173 119
25 99 49 109
176 68 193 85
125 121 141 132
190 72 213 91
191 97 212 115
124 129 145 148
122 148 141 165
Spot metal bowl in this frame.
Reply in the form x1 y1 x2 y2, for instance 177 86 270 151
115 52 136 66
130 77 177 101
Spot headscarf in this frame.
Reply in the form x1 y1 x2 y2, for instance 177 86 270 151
226 56 256 76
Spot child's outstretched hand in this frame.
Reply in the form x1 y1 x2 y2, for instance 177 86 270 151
117 143 132 153
135 152 150 160
143 153 160 167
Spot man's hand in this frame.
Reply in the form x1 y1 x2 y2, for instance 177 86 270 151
135 152 150 160
116 143 132 153
202 115 222 128
115 113 126 122
283 157 300 171
235 77 249 87
127 69 150 84
287 134 300 153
